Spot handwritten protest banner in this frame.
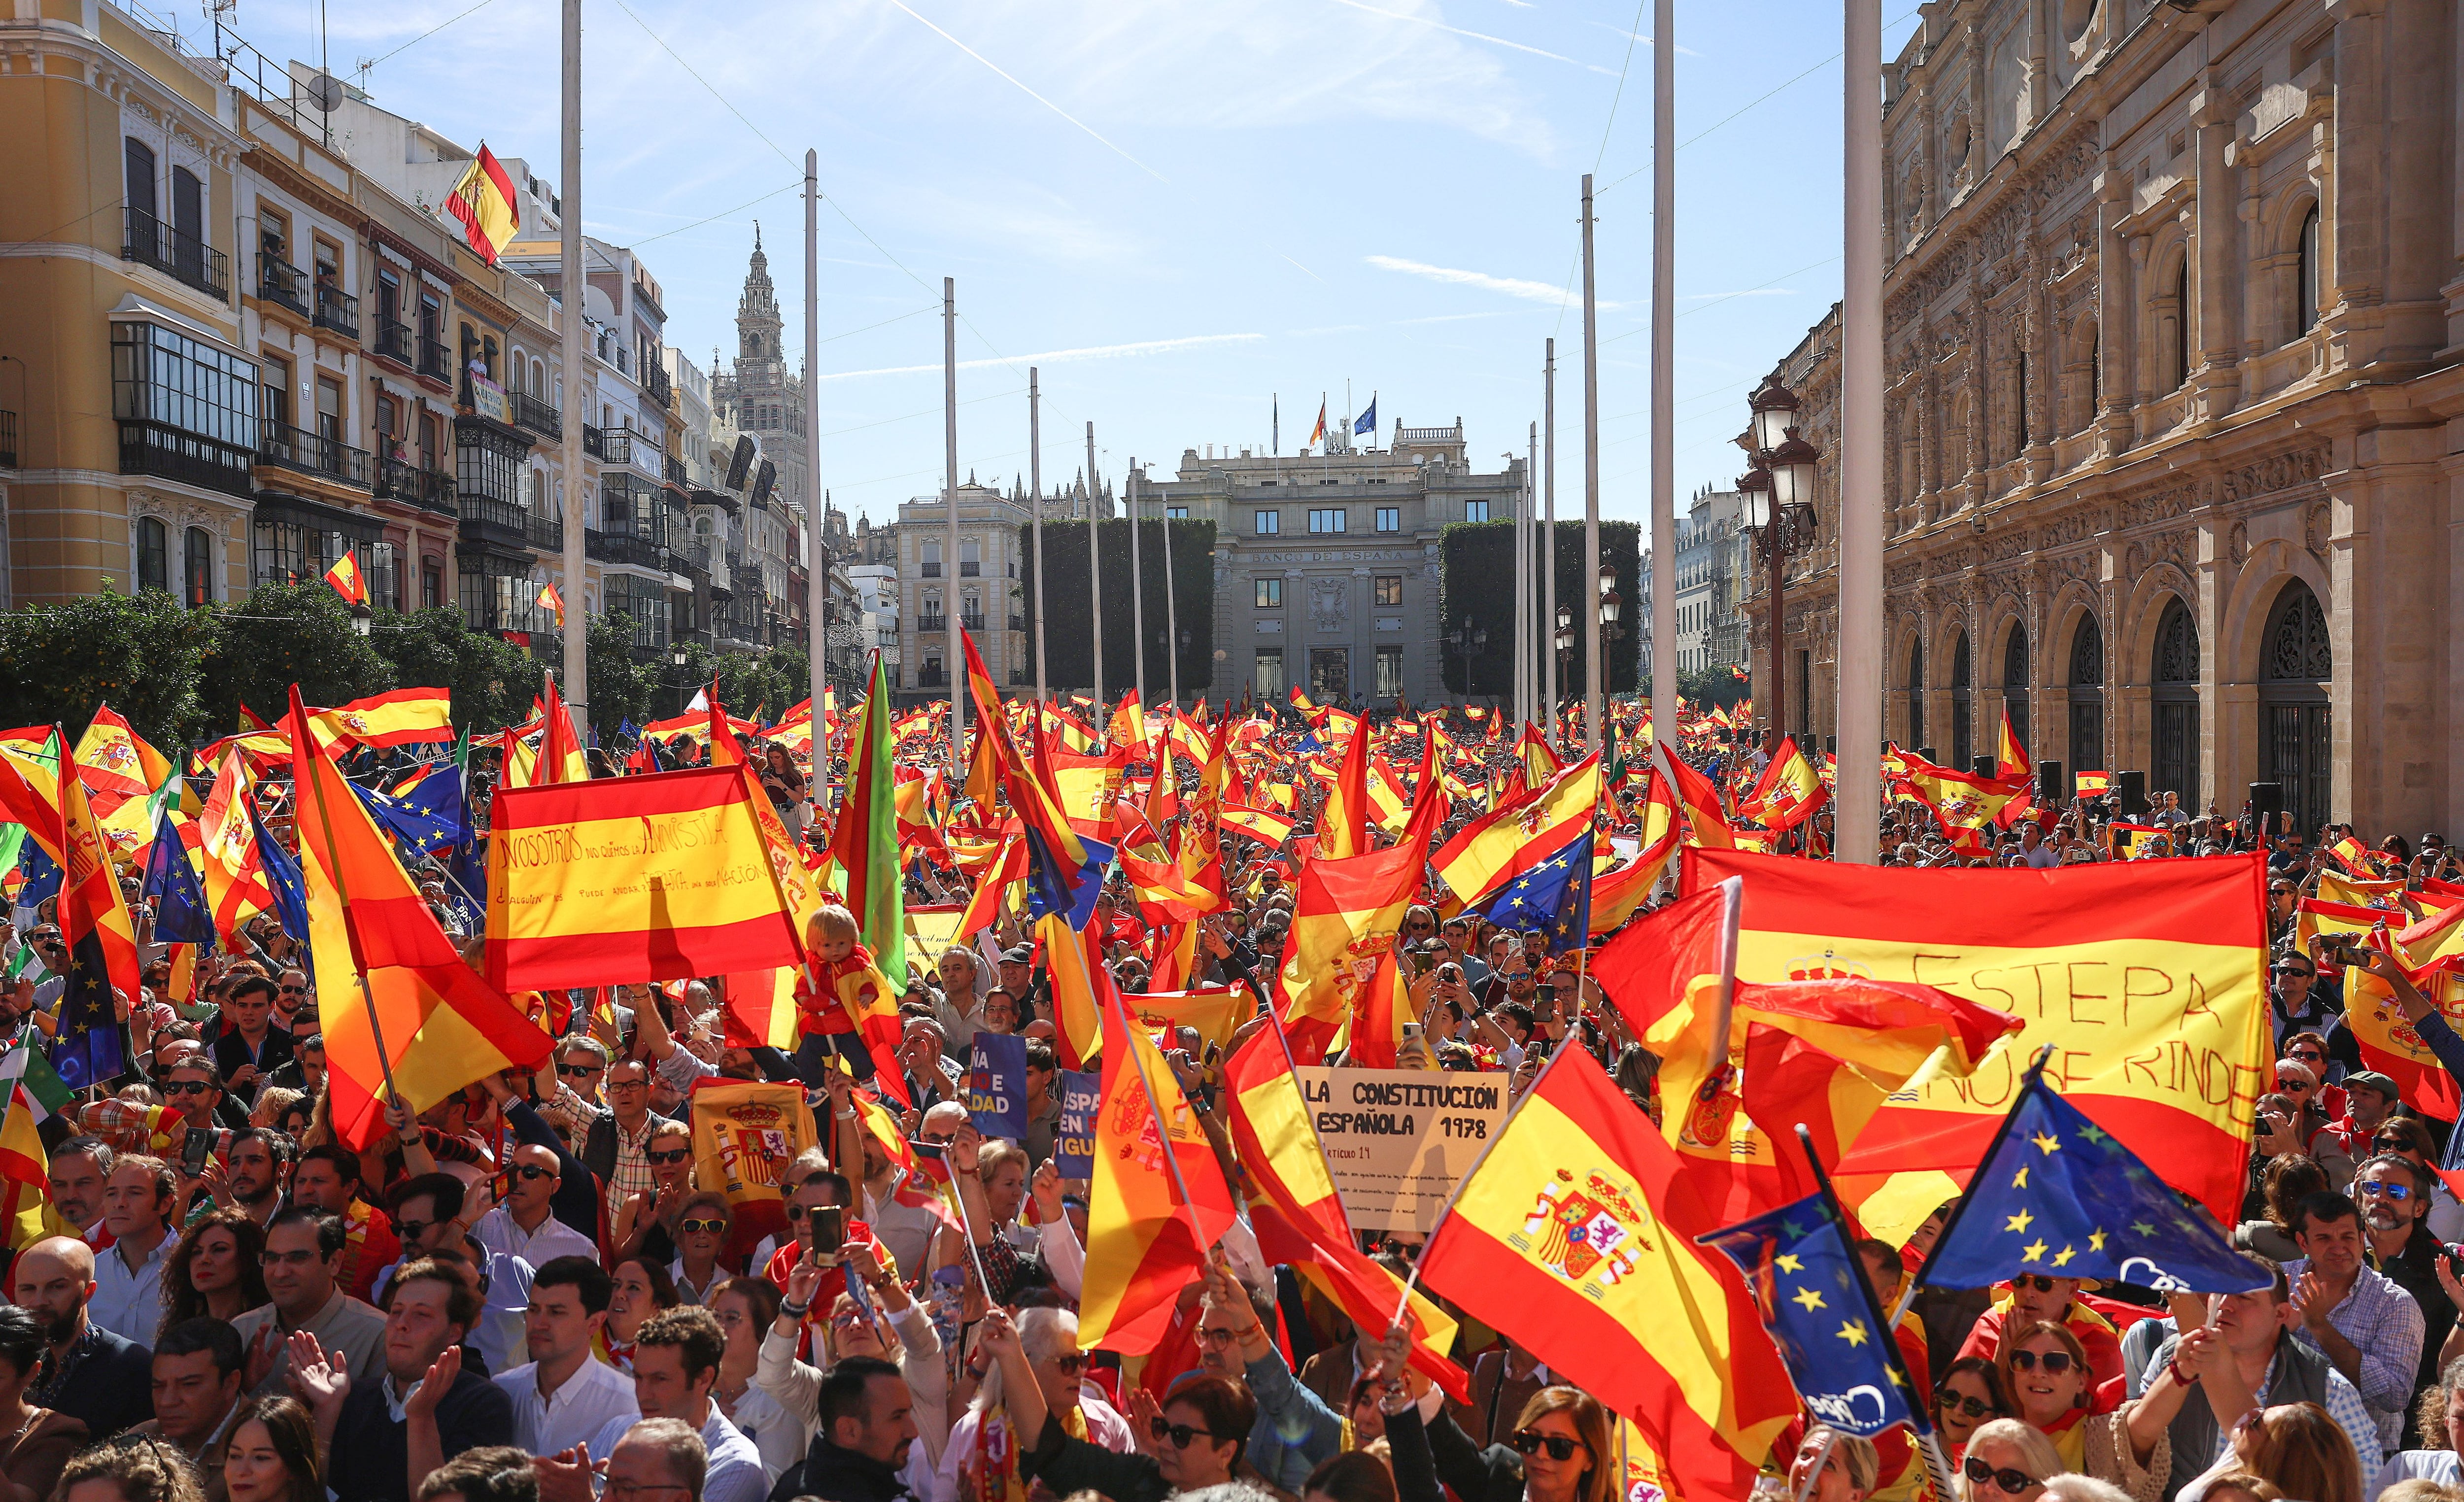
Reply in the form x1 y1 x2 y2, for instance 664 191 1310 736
1293 1065 1510 1232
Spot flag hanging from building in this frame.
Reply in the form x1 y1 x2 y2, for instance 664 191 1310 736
323 550 368 607
446 143 520 265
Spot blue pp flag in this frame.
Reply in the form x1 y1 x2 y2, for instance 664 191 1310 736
1698 1191 1928 1439
966 1031 1029 1141
1353 394 1377 437
1465 828 1593 956
1052 1069 1100 1178
1915 1051 2270 1296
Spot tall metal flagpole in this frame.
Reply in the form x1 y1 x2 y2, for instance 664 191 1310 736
1086 422 1104 738
1543 339 1559 749
1029 369 1048 706
1529 421 1541 735
1581 172 1604 750
943 278 963 770
804 149 825 742
1649 0 1679 760
1160 461 1179 711
1513 443 1528 731
1128 458 1148 716
557 0 586 719
1837 0 1886 863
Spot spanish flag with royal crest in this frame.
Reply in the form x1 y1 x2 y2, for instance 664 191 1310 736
446 143 519 265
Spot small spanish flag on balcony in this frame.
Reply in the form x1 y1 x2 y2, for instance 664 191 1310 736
446 143 519 266
538 580 565 630
323 549 367 606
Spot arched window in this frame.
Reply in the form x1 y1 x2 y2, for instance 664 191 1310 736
137 517 169 595
2170 259 2191 390
183 527 213 607
1949 632 1974 771
2002 622 2030 753
2067 611 2104 773
2294 205 2321 337
1905 637 1926 752
2152 597 2199 805
2260 580 2332 838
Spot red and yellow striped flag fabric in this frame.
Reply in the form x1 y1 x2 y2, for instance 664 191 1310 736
287 687 551 1150
1271 825 1431 1063
1680 847 2270 1220
197 747 272 946
486 765 801 991
323 549 367 606
1590 766 1678 935
1218 804 1297 848
1415 1045 1795 1500
1223 1024 1468 1403
446 142 519 263
1737 734 1825 832
1995 703 2032 783
1664 751 1735 850
1079 974 1237 1356
312 689 453 750
0 1084 60 1253
1431 753 1599 906
1317 716 1371 859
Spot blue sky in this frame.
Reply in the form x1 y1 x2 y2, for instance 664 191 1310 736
231 0 1920 545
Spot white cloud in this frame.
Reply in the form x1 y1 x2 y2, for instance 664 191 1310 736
817 332 1265 381
1366 254 1627 311
1682 288 1799 299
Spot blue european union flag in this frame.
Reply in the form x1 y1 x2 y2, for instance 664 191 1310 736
13 843 60 912
1353 394 1377 438
1915 1053 2269 1296
353 779 458 860
1465 828 1593 955
142 806 214 947
251 808 312 956
1699 1191 1927 1439
51 929 126 1091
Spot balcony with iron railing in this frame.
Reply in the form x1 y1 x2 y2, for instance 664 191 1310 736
916 667 948 689
376 456 456 513
416 336 451 381
256 255 308 317
1009 613 1026 631
921 561 942 578
599 430 632 465
960 610 986 632
457 491 529 548
918 613 947 635
644 360 672 409
124 208 228 301
119 421 252 499
258 419 372 489
374 320 413 365
959 561 980 577
587 530 665 569
665 454 689 487
528 511 563 552
313 282 358 339
514 392 560 439
583 425 604 458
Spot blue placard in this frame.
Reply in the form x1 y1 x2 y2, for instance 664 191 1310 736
1052 1068 1101 1178
966 1031 1029 1141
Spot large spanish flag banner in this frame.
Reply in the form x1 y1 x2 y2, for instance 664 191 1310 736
1680 848 2270 1220
1272 827 1430 1063
1416 1045 1795 1500
486 765 802 991
312 688 453 750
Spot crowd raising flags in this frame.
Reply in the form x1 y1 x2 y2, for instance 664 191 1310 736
21 622 2459 1502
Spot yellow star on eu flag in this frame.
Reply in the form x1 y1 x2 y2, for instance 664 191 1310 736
1775 1254 1804 1274
1792 1287 1825 1312
2011 1166 2029 1189
2021 1239 2049 1262
2031 1131 2061 1154
2005 1208 2034 1233
1837 1320 1869 1347
2088 1229 2108 1252
2051 1245 2076 1268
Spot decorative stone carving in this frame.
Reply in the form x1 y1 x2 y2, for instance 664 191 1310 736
2305 501 2331 559
2228 519 2250 566
1307 578 1348 633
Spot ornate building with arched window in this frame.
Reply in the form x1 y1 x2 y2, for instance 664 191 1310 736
1743 0 2463 839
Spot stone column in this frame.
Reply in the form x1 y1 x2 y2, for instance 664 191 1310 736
2192 73 2242 421
2094 153 2135 459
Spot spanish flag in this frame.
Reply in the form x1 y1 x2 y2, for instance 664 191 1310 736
197 748 273 946
1664 750 1735 850
311 689 453 750
539 581 566 630
55 770 139 1090
1079 965 1237 1355
2073 770 2111 796
1414 1045 1796 1499
290 687 553 1148
2343 929 2461 1118
536 672 589 785
1306 398 1328 449
1590 766 1678 934
1272 828 1430 1063
1431 753 1599 906
0 1081 61 1253
323 549 368 607
1317 717 1371 859
1995 703 2032 783
445 142 519 265
1736 734 1825 833
1218 803 1297 848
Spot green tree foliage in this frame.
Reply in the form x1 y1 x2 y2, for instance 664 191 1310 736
372 609 540 735
196 583 395 734
569 614 662 735
1017 518 1216 701
1437 520 1643 700
0 583 216 748
1677 665 1751 712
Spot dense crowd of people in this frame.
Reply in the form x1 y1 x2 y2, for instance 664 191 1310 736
0 705 2457 1502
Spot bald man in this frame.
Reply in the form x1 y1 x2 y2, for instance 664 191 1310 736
12 1235 155 1439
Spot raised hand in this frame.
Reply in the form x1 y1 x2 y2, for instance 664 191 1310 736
1030 1160 1064 1223
534 1445 597 1502
283 1330 348 1418
404 1344 461 1420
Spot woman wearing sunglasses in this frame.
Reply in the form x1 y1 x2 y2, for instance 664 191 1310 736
1355 1317 1611 1502
1992 1322 2168 1500
1955 1419 2061 1501
977 1307 1253 1502
1933 1357 2016 1465
940 1307 1136 1502
668 1191 736 1306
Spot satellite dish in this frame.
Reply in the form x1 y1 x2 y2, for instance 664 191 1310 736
303 71 344 112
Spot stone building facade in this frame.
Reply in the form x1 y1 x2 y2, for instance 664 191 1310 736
1747 0 2460 840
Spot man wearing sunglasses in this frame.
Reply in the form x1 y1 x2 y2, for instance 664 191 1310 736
1184 1257 1345 1493
473 1140 599 1270
2268 948 2342 1055
2354 1154 2458 1435
1955 1273 2125 1391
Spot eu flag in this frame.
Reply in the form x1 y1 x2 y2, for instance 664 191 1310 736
250 808 312 951
51 929 125 1091
1699 1191 1928 1439
353 779 458 860
1915 1053 2269 1296
141 806 214 947
1465 828 1593 955
12 842 60 913
1353 394 1377 438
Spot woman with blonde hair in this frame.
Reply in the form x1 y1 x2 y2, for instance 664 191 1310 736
1786 1427 1881 1502
2382 1356 2464 1493
1992 1321 2168 1500
1958 1419 2063 1500
2203 1402 2363 1502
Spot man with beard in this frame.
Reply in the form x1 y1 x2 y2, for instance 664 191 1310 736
2352 1154 2455 1443
217 1128 289 1228
45 1137 114 1249
11 1235 153 1439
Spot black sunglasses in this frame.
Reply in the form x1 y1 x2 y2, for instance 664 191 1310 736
2013 1275 2069 1294
557 1063 603 1077
2007 1350 2074 1374
645 1148 691 1165
1937 1391 1998 1421
165 1080 216 1095
1149 1419 1217 1448
276 984 307 994
1963 1457 2039 1495
1509 1431 1583 1462
504 1164 555 1182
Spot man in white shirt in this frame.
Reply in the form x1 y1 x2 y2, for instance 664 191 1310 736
589 1306 767 1502
474 1142 599 1268
496 1256 639 1457
89 1155 174 1343
2017 821 2061 870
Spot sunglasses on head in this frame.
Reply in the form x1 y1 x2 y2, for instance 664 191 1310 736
1509 1431 1583 1462
2358 1180 2416 1200
2007 1349 2075 1374
1937 1391 1998 1421
1963 1457 2039 1495
1149 1419 1217 1449
678 1217 728 1235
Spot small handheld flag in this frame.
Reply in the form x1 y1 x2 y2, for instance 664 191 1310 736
539 580 566 630
324 550 368 607
1464 827 1594 956
1913 1047 2269 1296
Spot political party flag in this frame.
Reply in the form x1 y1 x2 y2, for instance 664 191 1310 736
1079 970 1238 1355
445 142 519 264
1912 1048 2269 1295
1699 1188 1931 1440
1680 848 2270 1222
289 687 552 1150
1995 705 2032 784
1467 829 1595 956
828 654 908 981
1224 1021 1469 1402
1433 754 1599 907
1414 1045 1796 1500
1737 735 1826 833
323 549 368 606
52 768 137 1091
